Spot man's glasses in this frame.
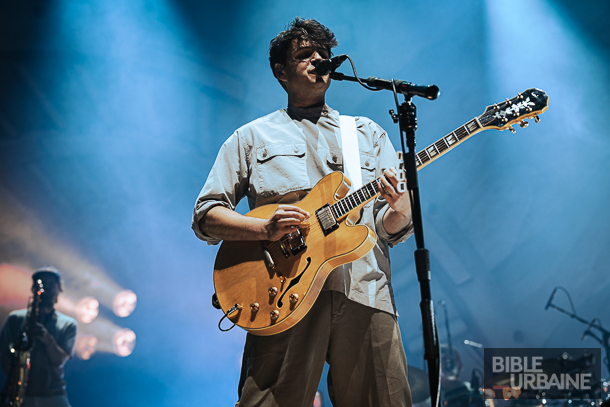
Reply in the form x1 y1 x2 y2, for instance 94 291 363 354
292 48 330 63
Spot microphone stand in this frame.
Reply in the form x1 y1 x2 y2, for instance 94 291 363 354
546 289 610 377
331 70 441 407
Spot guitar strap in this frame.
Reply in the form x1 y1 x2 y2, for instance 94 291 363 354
339 115 376 307
338 115 362 192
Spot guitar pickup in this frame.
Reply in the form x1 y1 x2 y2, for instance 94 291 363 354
316 204 339 236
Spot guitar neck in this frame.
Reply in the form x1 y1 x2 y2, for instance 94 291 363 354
331 178 382 220
331 117 487 219
330 118 485 220
415 116 484 170
330 87 550 221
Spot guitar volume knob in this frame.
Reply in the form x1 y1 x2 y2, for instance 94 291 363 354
268 287 278 297
250 303 259 312
270 310 279 320
289 293 299 304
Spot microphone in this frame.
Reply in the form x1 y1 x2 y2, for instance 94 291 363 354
364 77 440 100
314 54 348 75
545 287 557 310
463 339 484 349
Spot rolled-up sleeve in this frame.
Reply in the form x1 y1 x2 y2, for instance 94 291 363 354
191 131 250 245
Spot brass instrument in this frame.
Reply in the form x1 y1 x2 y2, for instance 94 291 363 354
1 279 44 407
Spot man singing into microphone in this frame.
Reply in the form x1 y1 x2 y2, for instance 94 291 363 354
192 17 413 406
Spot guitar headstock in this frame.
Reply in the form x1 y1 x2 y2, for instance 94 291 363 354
480 88 549 133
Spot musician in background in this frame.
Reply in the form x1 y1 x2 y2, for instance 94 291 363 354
192 17 414 406
0 266 77 407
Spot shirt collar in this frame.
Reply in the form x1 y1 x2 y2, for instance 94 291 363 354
286 103 333 123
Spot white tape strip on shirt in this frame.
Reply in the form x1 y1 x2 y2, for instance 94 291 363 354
339 115 375 306
338 115 362 191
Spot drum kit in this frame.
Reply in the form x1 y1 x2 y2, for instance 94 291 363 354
412 291 610 407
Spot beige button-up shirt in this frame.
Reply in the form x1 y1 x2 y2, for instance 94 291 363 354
192 104 413 316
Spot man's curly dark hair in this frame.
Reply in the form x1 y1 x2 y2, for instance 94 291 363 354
269 17 339 90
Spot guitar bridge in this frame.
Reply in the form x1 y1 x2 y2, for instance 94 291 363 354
279 227 307 257
316 204 338 236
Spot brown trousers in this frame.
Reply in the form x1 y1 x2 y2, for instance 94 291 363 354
236 290 412 407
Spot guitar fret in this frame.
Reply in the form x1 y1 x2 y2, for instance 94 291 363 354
340 200 348 214
426 144 439 158
466 119 480 133
331 205 340 219
333 202 341 217
456 128 468 138
446 133 458 146
435 140 447 153
348 196 356 209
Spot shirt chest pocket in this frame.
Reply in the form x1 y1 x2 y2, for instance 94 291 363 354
254 143 309 197
359 152 376 184
326 150 376 185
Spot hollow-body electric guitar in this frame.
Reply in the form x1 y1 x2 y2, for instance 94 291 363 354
213 88 549 336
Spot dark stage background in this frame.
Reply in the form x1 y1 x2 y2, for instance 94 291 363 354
1 1 609 406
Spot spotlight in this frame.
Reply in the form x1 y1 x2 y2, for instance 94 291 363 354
75 335 98 360
113 329 136 357
76 317 136 358
56 295 99 324
113 290 137 317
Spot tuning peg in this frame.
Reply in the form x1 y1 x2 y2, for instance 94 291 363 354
505 98 512 106
520 120 529 128
534 115 540 123
517 93 524 101
388 109 399 123
508 126 516 134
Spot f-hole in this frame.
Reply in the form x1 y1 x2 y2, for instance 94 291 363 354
277 257 311 308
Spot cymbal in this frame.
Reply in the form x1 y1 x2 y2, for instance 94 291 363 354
408 365 431 403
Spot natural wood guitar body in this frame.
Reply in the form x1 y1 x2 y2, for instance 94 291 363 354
213 171 377 336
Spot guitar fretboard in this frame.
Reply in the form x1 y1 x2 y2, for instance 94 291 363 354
415 117 484 170
330 178 382 220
